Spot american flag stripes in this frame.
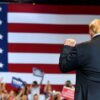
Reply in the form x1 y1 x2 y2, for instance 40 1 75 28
0 4 100 90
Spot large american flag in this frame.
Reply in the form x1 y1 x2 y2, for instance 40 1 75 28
0 4 100 91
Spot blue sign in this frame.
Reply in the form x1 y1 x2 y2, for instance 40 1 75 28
11 77 26 89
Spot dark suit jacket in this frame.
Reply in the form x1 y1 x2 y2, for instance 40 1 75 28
59 35 100 100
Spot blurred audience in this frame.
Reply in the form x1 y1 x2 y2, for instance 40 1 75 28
0 78 74 100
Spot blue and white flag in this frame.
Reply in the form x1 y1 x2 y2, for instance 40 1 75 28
12 77 26 89
33 67 44 77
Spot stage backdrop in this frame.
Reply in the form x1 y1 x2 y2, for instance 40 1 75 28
0 4 100 91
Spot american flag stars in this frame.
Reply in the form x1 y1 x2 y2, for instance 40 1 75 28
0 48 3 54
0 6 2 12
0 63 3 68
0 4 7 70
0 6 2 25
0 34 3 40
0 20 2 25
0 6 3 67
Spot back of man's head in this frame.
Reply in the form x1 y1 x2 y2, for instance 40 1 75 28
89 19 100 37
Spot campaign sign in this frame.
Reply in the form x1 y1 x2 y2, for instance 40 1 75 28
33 67 44 77
11 77 25 89
62 86 75 100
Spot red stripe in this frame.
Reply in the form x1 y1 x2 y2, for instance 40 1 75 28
8 64 75 74
8 43 63 53
8 4 100 14
8 24 88 33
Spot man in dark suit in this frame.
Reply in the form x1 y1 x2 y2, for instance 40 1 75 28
59 19 100 100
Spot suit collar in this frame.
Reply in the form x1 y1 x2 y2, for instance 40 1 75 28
92 33 100 39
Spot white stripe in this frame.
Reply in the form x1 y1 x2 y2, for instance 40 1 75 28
8 13 100 25
8 53 59 64
0 72 76 85
8 32 90 44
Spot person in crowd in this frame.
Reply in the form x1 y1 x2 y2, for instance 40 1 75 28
27 85 32 100
7 90 17 100
21 94 28 100
53 92 62 100
44 81 52 99
30 81 41 99
0 78 8 100
33 94 39 100
1 92 8 100
17 85 28 100
59 19 100 100
64 80 74 89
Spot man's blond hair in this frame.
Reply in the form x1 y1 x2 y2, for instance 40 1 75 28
89 19 100 35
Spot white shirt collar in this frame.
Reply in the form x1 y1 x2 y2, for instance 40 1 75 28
93 33 100 38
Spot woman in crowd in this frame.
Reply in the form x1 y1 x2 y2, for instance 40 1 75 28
44 81 52 99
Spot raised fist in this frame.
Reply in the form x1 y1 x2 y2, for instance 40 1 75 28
64 39 76 47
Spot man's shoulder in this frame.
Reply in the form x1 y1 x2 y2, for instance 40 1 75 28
75 41 92 53
76 40 91 48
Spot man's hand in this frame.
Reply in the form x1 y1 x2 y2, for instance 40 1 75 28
64 39 76 47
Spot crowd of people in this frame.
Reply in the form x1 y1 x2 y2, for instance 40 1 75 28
0 79 75 100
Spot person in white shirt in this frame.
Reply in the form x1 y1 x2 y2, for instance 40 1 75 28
30 81 40 99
